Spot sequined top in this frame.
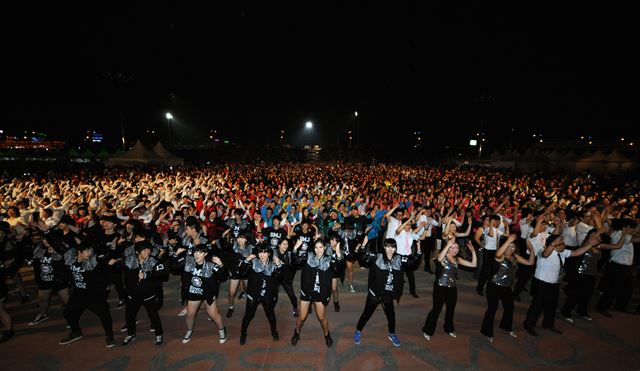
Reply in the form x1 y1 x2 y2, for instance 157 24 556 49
437 257 458 288
491 258 518 287
578 248 601 275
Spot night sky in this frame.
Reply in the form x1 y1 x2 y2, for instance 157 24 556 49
5 2 636 149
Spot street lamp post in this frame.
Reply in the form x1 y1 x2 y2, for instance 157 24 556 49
354 111 359 149
166 113 173 146
305 121 313 146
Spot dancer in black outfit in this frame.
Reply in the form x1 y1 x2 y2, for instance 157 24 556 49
60 242 116 348
28 233 70 326
223 231 253 318
238 244 283 345
272 238 299 316
171 243 228 344
353 237 422 347
291 238 342 347
121 241 167 347
480 234 534 343
422 239 477 340
0 221 14 342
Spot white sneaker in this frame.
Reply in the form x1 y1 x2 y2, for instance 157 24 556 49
348 284 355 293
507 331 518 338
219 327 227 344
423 332 431 341
487 337 494 343
182 329 193 344
448 332 457 338
28 313 49 326
178 308 187 317
562 316 574 323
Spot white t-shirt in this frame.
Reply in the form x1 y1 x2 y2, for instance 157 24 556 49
575 222 593 246
610 231 634 266
562 225 578 247
483 227 503 251
385 217 402 240
519 218 532 239
535 249 571 284
394 230 419 256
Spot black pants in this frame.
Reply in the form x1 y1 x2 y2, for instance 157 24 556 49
422 283 457 336
241 296 277 336
597 262 633 312
108 270 125 301
480 283 514 337
524 278 559 329
404 269 417 295
125 294 163 336
477 250 497 293
280 277 298 309
64 293 113 337
513 264 534 297
423 236 435 272
356 293 396 334
561 274 596 317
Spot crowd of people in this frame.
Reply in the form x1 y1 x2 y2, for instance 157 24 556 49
0 162 639 348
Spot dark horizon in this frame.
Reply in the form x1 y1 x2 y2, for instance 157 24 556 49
4 3 636 149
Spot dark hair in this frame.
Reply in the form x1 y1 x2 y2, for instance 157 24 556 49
545 234 562 247
77 242 94 253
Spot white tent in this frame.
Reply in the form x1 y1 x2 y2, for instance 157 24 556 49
152 142 184 166
106 140 164 167
576 150 608 174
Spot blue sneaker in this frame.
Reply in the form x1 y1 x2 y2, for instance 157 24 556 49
353 330 362 345
388 333 400 347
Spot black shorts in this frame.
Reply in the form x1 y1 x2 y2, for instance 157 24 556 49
187 292 217 305
37 281 69 292
228 271 248 280
299 290 330 306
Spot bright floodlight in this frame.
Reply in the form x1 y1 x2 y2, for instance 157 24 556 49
469 139 478 146
354 111 358 117
165 113 173 120
305 121 313 129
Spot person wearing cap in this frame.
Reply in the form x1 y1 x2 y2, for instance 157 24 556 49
172 242 229 345
522 234 595 336
121 241 167 347
223 231 254 318
0 221 15 343
353 237 422 347
290 237 343 348
28 233 70 326
238 243 284 345
60 242 116 348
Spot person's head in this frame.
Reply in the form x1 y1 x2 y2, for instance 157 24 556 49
101 215 118 231
301 219 310 232
272 216 281 228
58 214 75 230
236 232 248 246
500 236 516 257
489 214 501 227
583 228 601 246
329 235 340 247
233 208 243 220
193 244 209 262
135 241 152 260
448 221 458 233
278 238 289 253
185 221 201 238
313 239 327 257
256 245 272 263
383 238 397 260
77 243 94 260
545 234 565 252
395 207 404 219
447 242 460 257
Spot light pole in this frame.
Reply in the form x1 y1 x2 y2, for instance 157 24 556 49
354 111 359 149
166 113 173 146
305 121 313 146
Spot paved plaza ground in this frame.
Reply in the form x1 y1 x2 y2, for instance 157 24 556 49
2 266 640 370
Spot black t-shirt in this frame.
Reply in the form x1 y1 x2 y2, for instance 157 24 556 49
263 227 286 249
293 230 315 252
